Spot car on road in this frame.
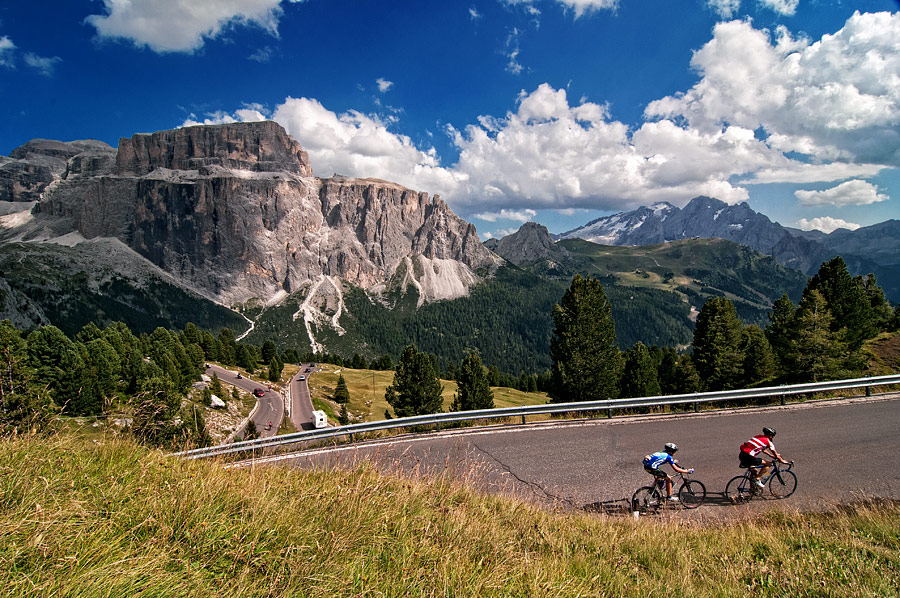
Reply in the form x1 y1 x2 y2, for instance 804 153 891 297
253 388 265 397
299 375 305 381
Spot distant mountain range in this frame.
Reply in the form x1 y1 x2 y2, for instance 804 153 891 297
555 196 900 301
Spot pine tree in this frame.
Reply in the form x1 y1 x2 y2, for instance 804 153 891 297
451 349 494 411
339 404 349 425
384 345 443 417
333 374 350 404
244 420 259 441
740 325 776 387
549 274 622 403
807 257 875 348
787 289 847 382
657 347 679 395
692 297 744 391
261 340 278 365
766 294 796 378
620 342 661 398
672 355 701 394
267 355 283 382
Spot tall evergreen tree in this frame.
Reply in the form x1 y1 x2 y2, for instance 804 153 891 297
261 340 278 365
672 355 701 394
807 257 875 348
740 325 776 387
549 274 622 403
620 342 661 398
451 349 494 412
267 355 283 382
216 328 237 365
692 297 744 390
657 347 679 395
385 345 443 417
333 374 350 404
26 325 89 414
0 320 56 433
787 289 847 382
766 294 796 378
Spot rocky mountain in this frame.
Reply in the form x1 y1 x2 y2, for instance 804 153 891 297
558 196 899 301
0 121 500 343
483 222 569 270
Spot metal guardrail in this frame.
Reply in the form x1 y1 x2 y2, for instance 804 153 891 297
175 373 900 460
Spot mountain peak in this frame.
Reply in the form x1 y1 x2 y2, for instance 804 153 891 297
115 120 314 177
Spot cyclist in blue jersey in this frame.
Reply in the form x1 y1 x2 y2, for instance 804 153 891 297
642 443 694 501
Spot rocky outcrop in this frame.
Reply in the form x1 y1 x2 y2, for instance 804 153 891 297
1 139 114 203
485 221 567 267
10 121 498 306
115 120 313 176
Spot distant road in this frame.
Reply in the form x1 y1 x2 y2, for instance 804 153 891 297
204 364 284 438
289 364 318 430
275 394 900 518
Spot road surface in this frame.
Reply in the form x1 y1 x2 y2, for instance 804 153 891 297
289 364 318 430
272 393 900 518
205 364 284 438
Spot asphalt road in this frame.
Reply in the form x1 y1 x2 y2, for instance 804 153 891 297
204 365 284 438
289 364 317 430
274 394 900 519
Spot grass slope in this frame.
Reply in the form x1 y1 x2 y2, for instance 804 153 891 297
2 435 898 597
307 364 549 423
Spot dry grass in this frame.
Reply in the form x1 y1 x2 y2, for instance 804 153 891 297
1 434 899 597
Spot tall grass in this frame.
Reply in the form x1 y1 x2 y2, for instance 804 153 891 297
1 434 898 597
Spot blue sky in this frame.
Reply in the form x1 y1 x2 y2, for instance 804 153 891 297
2 0 898 239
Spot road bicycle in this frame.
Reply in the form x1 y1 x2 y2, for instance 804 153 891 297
632 471 706 513
725 460 796 504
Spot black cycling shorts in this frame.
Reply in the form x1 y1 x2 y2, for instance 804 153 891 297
739 451 763 468
644 466 668 479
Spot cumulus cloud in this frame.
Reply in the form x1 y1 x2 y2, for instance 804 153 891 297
23 53 62 76
481 228 519 240
555 0 619 18
794 180 889 207
797 217 861 233
376 78 394 93
86 0 304 53
0 35 16 68
473 208 537 222
645 13 900 167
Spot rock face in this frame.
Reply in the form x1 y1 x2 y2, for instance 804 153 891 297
4 121 498 307
0 139 114 203
484 221 567 267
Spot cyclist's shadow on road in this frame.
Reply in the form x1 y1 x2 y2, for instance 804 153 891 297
581 492 743 516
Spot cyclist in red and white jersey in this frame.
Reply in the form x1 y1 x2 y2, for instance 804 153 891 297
739 427 788 490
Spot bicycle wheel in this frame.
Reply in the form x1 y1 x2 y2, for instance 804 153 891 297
768 470 798 498
725 475 753 504
632 486 661 513
678 480 706 509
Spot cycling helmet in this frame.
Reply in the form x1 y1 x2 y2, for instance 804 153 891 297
763 427 776 438
663 442 678 454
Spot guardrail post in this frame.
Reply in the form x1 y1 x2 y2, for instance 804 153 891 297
521 414 526 425
866 386 871 397
693 401 698 413
607 408 612 419
436 422 441 432
780 395 786 405
349 433 354 443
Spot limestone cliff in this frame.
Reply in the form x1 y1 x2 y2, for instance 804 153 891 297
4 121 499 309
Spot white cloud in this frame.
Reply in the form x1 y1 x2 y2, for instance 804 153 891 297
482 227 519 240
797 217 861 233
747 162 885 184
706 0 740 19
794 180 889 207
758 0 798 16
23 53 61 76
645 13 900 167
0 35 16 68
473 208 537 222
376 78 394 93
555 0 619 18
86 0 305 53
248 46 273 63
469 7 482 20
505 28 523 75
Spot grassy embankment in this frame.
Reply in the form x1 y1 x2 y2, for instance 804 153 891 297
307 365 549 423
2 434 898 597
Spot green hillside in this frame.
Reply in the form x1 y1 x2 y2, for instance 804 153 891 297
0 242 247 336
246 238 808 372
2 434 897 597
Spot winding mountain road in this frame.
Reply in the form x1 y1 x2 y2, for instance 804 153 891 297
205 365 284 438
272 393 900 518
